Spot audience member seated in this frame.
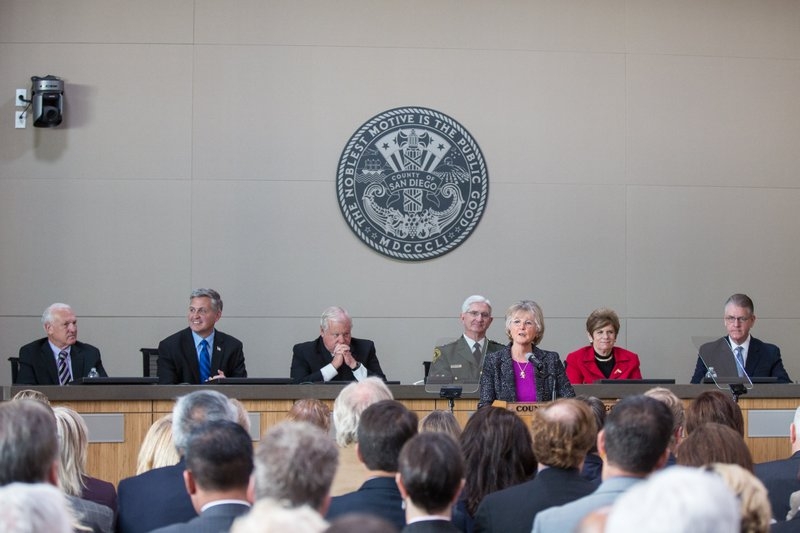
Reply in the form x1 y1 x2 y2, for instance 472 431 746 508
150 420 253 533
644 387 685 466
474 399 597 533
136 414 180 474
676 422 754 472
53 406 117 512
0 399 113 533
755 405 800 521
604 466 739 533
326 400 418 530
419 410 462 439
455 406 536 533
684 389 745 436
11 388 50 403
325 514 399 533
157 288 247 384
253 421 339 515
231 499 328 533
706 463 771 533
429 295 505 384
397 432 464 533
17 302 107 385
478 300 574 408
533 395 673 533
287 398 332 432
0 483 74 533
565 308 642 384
575 395 606 483
116 390 240 533
291 306 386 383
330 378 393 496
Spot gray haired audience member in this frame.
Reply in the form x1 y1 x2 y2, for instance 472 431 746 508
253 420 339 514
0 482 74 533
604 466 739 533
116 390 240 533
396 432 464 532
326 400 419 530
330 377 393 495
644 386 685 465
232 499 328 533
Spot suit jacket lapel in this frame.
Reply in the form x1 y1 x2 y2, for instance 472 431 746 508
211 330 224 374
182 329 201 383
71 344 85 380
41 343 60 384
500 351 516 401
745 337 761 375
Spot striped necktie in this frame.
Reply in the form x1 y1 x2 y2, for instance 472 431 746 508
58 350 70 385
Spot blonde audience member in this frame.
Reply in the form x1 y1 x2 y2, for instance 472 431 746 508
287 399 332 432
707 463 772 533
11 389 50 403
644 387 685 461
136 414 179 474
230 398 252 433
418 409 462 439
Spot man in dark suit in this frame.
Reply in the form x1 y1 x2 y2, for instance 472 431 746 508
474 398 598 533
690 293 791 383
755 405 800 521
429 295 505 385
150 420 252 533
157 288 247 384
326 400 418 530
17 303 107 385
116 390 240 533
291 306 386 383
397 432 464 533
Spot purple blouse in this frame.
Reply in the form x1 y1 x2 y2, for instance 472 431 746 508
513 361 537 402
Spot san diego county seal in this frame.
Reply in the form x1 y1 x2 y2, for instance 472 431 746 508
337 107 489 261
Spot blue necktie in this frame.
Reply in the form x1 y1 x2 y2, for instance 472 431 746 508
734 346 745 377
199 340 210 383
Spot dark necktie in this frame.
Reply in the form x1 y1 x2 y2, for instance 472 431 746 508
199 340 211 382
58 350 70 385
472 342 482 367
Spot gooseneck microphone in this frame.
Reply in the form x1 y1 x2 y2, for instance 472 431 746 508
526 353 544 374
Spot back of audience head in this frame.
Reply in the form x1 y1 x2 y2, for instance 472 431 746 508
231 498 328 533
604 466 739 533
0 399 58 486
397 432 464 516
287 399 332 432
460 406 536 515
254 420 338 513
184 419 253 494
52 406 89 497
602 394 673 475
11 389 50 404
332 377 393 447
136 414 180 474
685 390 744 436
644 387 685 451
419 409 462 439
172 390 239 455
325 513 400 533
531 398 596 469
0 482 74 533
706 462 771 533
229 398 252 433
676 422 754 472
357 400 418 472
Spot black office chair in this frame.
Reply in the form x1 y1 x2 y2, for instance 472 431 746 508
140 348 159 378
8 357 20 384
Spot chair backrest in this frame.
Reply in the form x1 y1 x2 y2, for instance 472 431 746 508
8 356 20 384
140 348 159 378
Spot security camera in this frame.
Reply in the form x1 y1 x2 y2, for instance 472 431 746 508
31 75 64 128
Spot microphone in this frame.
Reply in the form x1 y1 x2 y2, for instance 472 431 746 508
526 353 544 373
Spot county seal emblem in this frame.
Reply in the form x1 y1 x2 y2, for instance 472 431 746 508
336 107 489 261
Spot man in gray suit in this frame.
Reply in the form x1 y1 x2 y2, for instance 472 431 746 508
532 395 673 533
429 295 505 384
150 420 252 533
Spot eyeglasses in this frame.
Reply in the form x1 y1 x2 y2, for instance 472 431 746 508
724 316 752 324
466 311 491 319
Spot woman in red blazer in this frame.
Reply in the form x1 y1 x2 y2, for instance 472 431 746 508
565 308 642 384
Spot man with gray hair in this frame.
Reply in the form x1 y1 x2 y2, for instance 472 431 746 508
116 390 240 533
157 288 247 384
430 295 504 384
291 306 386 383
755 404 800 521
17 302 107 385
253 420 339 515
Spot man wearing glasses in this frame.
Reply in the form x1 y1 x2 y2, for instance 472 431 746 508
429 295 505 383
690 293 790 383
157 288 247 384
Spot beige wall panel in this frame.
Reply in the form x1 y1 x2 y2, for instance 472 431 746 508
0 44 193 180
194 0 626 52
0 0 193 43
0 179 191 317
627 186 800 317
626 0 800 59
627 54 800 187
193 46 625 184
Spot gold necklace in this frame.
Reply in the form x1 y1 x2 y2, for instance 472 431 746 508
514 360 530 379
